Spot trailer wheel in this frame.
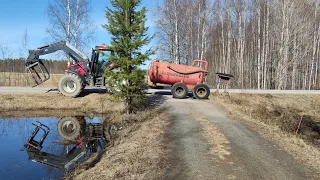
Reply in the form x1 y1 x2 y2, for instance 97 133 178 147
193 84 210 99
58 73 83 97
57 116 86 141
171 82 188 99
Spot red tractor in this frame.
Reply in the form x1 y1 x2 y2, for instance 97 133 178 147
25 41 115 97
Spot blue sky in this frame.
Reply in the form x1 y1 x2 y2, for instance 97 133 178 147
0 0 161 66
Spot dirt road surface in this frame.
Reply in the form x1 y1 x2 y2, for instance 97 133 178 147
159 96 315 180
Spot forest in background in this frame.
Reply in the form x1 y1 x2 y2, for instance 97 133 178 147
0 59 67 74
0 59 66 86
1 0 320 90
156 0 320 90
0 0 92 79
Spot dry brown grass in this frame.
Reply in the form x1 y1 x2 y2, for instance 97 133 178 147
0 93 123 118
71 110 169 180
210 93 320 173
192 112 231 160
0 72 63 87
211 94 320 140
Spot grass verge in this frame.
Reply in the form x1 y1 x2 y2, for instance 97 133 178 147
210 93 320 173
192 112 231 160
0 93 123 118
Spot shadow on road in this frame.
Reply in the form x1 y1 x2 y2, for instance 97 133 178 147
154 91 194 99
154 91 172 96
146 94 167 109
79 88 107 97
45 88 107 97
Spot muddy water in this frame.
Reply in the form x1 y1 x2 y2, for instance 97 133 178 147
0 116 107 180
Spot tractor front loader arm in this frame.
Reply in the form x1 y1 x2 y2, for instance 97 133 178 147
25 41 89 87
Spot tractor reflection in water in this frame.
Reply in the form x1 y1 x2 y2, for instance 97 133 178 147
23 116 117 170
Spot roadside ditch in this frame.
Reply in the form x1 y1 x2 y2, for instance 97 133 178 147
0 93 169 179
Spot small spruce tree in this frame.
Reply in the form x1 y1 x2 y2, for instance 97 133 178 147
104 0 153 114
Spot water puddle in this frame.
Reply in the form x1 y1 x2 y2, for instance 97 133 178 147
0 116 115 179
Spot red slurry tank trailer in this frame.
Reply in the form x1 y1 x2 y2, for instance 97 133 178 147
148 59 210 99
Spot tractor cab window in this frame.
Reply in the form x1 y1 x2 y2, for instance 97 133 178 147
98 50 112 64
95 50 113 75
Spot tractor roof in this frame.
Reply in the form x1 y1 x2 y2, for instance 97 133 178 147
95 44 113 51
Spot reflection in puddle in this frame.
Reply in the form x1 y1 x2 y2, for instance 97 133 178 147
0 116 116 179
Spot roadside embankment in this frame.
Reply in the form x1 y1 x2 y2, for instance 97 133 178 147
210 93 320 173
70 109 169 179
0 93 123 118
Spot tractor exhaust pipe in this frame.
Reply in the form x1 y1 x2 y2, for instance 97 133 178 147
25 60 50 87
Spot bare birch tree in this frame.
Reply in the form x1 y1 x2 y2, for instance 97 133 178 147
19 28 29 58
155 0 320 90
46 0 95 51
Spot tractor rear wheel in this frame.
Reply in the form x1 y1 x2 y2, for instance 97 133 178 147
171 82 188 99
57 116 86 141
58 73 83 97
193 83 210 99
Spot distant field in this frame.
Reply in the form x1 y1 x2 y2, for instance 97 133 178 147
0 72 63 87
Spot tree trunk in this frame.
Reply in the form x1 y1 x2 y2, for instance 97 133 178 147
226 8 232 73
174 0 180 64
257 3 261 90
197 3 201 59
236 4 242 87
67 0 71 43
219 2 226 72
309 3 318 90
200 5 207 60
264 5 269 89
292 31 297 90
74 0 80 48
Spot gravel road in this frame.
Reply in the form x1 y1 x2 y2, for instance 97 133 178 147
160 97 314 180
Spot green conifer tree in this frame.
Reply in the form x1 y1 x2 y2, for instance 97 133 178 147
104 0 153 114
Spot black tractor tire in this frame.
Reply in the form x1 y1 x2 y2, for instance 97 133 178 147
193 83 210 99
80 76 86 90
57 116 86 141
58 73 83 97
81 84 86 91
171 82 188 99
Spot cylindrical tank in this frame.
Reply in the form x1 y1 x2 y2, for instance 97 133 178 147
148 60 207 89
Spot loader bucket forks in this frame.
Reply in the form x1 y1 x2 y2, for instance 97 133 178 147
24 121 50 150
25 60 50 87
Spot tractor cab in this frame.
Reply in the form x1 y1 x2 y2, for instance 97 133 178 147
90 44 114 77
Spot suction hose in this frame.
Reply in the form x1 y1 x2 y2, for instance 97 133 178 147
167 65 208 75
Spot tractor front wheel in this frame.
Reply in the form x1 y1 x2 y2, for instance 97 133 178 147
58 73 83 97
171 82 188 99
